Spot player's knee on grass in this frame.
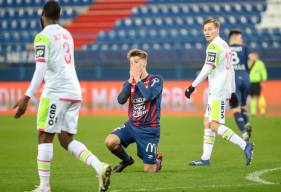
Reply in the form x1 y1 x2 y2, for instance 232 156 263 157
58 131 74 150
144 164 157 173
105 134 121 150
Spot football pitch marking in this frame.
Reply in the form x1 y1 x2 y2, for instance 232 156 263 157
245 167 281 184
110 183 260 192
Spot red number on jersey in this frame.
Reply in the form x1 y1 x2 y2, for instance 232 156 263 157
63 42 72 64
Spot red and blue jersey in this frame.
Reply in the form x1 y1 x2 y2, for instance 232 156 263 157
117 74 163 128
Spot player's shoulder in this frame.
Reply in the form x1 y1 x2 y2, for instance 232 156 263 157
150 74 163 81
149 74 163 86
34 30 51 45
207 39 222 52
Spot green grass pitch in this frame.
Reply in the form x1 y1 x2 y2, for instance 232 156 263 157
0 115 281 192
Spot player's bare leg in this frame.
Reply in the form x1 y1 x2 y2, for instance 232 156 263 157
32 132 55 192
59 131 111 192
210 122 254 166
105 134 134 172
189 117 214 166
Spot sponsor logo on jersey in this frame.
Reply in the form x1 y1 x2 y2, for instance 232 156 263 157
146 143 156 153
48 104 56 126
151 78 159 87
221 101 225 119
35 45 45 58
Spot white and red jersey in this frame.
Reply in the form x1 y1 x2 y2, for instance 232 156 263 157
205 36 235 99
34 24 82 101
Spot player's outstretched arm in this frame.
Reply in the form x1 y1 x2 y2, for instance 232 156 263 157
136 76 163 101
13 63 46 119
117 81 131 104
185 64 212 99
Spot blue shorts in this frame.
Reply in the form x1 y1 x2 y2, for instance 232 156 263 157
112 122 160 164
235 74 251 106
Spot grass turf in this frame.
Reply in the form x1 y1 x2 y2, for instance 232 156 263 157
0 115 281 192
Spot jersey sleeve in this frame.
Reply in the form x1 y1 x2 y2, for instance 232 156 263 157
34 33 50 63
136 75 163 101
117 81 131 104
205 43 221 67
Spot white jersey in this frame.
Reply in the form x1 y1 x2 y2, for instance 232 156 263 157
34 24 82 101
204 36 235 99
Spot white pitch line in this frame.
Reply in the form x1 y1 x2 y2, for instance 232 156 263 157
110 183 259 192
246 167 281 184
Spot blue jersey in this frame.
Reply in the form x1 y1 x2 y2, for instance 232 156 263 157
230 44 251 76
117 74 163 128
230 44 251 106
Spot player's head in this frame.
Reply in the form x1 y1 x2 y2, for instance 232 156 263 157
228 29 243 45
202 18 220 42
249 51 259 61
127 48 148 69
40 0 61 29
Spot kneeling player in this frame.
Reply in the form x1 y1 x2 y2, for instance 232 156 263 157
105 49 163 173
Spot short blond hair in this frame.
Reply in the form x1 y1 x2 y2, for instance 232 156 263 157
203 18 220 29
127 48 148 60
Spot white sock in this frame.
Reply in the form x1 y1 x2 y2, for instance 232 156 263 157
201 128 216 160
37 143 53 190
217 125 246 150
68 140 103 173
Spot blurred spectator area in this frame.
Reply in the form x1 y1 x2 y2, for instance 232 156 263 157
0 0 281 80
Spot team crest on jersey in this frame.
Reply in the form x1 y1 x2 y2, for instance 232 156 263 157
207 52 216 63
35 45 45 58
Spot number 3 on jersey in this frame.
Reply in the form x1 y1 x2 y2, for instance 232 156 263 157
63 42 72 64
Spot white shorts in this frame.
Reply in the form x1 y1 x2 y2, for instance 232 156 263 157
37 97 81 134
204 97 226 124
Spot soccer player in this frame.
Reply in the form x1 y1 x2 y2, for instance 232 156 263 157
105 49 163 173
228 29 252 140
249 51 267 115
185 18 254 166
13 1 111 192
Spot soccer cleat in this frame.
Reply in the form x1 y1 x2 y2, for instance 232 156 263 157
112 157 134 173
29 186 51 192
97 163 112 192
244 142 254 166
189 159 210 166
156 152 163 171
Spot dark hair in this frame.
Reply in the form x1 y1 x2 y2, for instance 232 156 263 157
127 48 148 60
228 29 242 41
203 18 220 29
43 0 61 21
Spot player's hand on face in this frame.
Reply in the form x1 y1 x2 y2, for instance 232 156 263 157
132 62 142 83
128 63 134 83
185 85 195 99
13 95 30 119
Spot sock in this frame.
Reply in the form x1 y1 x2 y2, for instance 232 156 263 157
258 95 266 115
233 112 247 133
109 144 131 162
37 143 53 190
250 98 257 115
217 125 246 150
241 108 249 124
68 140 103 173
201 128 216 160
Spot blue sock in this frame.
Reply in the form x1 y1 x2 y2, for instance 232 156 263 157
241 108 249 124
110 145 131 162
234 112 246 133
